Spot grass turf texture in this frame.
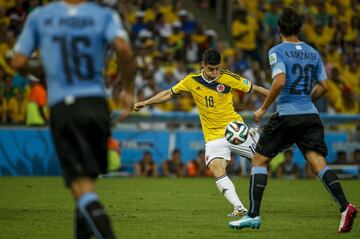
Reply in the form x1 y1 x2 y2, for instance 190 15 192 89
0 177 359 239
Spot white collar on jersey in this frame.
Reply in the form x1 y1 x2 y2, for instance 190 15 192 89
201 70 219 83
283 40 304 44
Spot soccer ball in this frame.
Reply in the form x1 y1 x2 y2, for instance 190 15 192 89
225 121 249 145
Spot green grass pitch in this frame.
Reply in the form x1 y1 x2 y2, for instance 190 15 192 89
0 177 359 238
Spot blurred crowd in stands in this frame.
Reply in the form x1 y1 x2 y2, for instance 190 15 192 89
121 147 360 178
1 0 360 126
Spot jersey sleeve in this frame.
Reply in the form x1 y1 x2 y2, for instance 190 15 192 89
223 71 252 93
268 48 286 79
14 9 40 56
104 10 129 44
171 76 191 95
315 56 327 81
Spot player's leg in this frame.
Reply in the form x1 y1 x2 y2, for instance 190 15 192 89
75 206 92 239
248 153 271 217
298 114 357 233
228 152 270 228
305 150 357 233
50 98 116 239
229 126 267 219
231 124 277 219
205 138 247 216
75 98 115 239
208 158 247 216
229 114 288 229
71 177 115 239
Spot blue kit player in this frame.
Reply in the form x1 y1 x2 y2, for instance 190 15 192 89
12 0 134 238
229 7 357 233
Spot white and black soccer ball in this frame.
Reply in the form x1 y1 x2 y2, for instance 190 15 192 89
224 121 249 145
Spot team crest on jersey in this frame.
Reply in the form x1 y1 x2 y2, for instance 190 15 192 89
269 53 277 65
216 84 225 92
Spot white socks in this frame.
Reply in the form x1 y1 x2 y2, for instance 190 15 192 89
215 175 246 210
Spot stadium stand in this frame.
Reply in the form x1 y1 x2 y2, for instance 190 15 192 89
0 0 359 120
0 0 359 178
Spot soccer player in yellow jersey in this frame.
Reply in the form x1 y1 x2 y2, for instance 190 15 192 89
134 49 269 217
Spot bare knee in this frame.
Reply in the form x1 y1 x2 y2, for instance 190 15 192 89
252 153 270 167
208 158 227 178
305 151 327 174
70 177 95 199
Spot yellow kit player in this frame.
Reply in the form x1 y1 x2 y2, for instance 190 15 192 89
134 49 268 217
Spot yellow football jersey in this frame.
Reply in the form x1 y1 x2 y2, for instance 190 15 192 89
171 70 252 142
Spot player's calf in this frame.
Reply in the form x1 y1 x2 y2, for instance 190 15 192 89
78 192 116 239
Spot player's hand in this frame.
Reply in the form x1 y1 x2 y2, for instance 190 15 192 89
254 107 266 122
133 101 147 111
117 90 134 122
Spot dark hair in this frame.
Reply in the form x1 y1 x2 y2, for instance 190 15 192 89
203 49 221 65
278 7 302 36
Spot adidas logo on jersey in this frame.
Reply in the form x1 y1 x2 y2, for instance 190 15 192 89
196 86 201 90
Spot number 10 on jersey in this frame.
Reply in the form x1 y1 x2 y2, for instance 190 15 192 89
205 96 214 107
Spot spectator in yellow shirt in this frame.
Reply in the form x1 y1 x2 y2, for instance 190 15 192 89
338 87 359 114
7 88 27 124
326 67 345 112
308 25 332 50
344 16 359 43
231 9 260 62
337 4 354 25
343 61 360 96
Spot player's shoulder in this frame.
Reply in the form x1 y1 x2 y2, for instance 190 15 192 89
268 43 287 65
268 43 286 55
220 69 242 80
25 3 49 19
36 1 63 13
186 71 201 79
87 2 111 12
83 2 117 18
301 42 321 57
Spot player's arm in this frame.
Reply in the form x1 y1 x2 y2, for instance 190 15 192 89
254 73 285 122
11 9 39 73
112 37 135 94
261 73 285 110
11 54 29 71
133 89 176 111
250 84 269 97
311 58 328 102
311 80 328 102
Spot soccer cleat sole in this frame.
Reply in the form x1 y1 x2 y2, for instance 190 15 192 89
229 223 260 230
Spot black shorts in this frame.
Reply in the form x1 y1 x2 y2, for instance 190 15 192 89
255 113 328 159
50 97 110 187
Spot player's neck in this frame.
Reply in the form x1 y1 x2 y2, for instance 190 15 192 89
281 35 300 43
201 70 218 82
